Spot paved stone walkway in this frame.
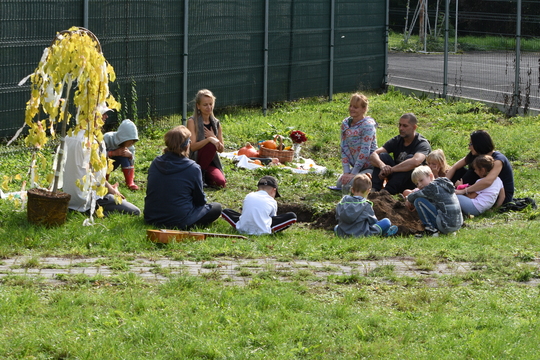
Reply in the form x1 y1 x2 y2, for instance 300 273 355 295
2 256 539 286
0 255 487 285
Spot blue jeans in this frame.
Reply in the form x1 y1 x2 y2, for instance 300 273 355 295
111 156 134 170
457 195 481 216
414 197 438 229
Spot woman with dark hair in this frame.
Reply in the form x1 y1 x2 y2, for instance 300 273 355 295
186 89 226 188
447 130 514 204
144 125 222 229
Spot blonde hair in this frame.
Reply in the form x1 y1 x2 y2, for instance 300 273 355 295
164 125 191 157
193 89 216 118
426 149 450 177
351 173 372 194
350 93 368 111
411 165 433 184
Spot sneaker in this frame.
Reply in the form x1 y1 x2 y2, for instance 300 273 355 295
327 186 342 191
415 226 439 238
425 226 439 237
385 225 398 237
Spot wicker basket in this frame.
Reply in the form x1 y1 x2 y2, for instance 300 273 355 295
259 145 294 163
27 188 71 227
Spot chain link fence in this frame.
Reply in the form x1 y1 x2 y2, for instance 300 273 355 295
388 0 540 115
0 0 386 139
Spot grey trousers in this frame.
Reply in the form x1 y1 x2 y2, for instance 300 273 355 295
97 194 141 216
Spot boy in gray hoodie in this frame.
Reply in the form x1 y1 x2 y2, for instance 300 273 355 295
406 166 463 236
335 173 398 237
104 119 139 190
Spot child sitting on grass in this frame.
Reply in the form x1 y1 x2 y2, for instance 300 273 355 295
456 154 505 216
335 173 398 237
426 149 450 178
406 166 463 236
104 119 140 190
221 176 297 235
402 149 450 198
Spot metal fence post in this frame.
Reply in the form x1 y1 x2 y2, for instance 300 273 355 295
182 0 189 124
329 0 335 101
83 0 89 29
511 0 522 116
263 0 269 116
454 0 458 53
384 0 389 88
443 0 449 99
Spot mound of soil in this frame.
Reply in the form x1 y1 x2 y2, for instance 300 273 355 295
280 191 424 235
368 191 424 235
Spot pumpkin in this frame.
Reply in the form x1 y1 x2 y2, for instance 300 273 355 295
238 142 259 157
261 139 277 149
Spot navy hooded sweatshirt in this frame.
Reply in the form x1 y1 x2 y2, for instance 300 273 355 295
144 151 210 229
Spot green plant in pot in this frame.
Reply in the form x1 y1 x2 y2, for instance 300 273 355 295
17 26 119 226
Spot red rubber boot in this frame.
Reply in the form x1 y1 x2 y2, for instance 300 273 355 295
122 167 139 190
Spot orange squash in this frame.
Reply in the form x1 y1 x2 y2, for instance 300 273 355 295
238 142 259 157
261 139 277 149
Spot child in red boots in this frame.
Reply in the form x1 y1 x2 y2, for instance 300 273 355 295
104 119 140 190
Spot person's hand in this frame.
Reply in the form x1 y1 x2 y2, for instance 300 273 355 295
380 165 393 177
109 182 125 199
455 179 463 187
108 147 132 158
207 136 219 146
405 200 415 212
122 148 133 158
204 126 216 139
341 173 354 185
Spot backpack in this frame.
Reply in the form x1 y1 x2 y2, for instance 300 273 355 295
498 197 537 213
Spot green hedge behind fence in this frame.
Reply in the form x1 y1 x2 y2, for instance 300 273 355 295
0 0 386 138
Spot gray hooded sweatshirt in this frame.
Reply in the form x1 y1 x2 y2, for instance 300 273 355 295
407 177 463 233
335 195 382 237
103 119 139 159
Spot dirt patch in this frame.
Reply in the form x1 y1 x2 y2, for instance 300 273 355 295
278 203 315 222
280 191 424 235
368 191 424 235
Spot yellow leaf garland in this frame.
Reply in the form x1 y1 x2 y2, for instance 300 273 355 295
21 26 119 196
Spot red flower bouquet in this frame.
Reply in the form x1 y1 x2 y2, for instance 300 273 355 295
289 130 307 144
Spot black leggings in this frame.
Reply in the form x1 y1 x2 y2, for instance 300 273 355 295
221 209 297 233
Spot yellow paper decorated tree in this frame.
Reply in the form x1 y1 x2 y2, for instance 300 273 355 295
18 27 119 225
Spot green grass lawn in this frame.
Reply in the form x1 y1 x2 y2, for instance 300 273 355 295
389 31 540 52
1 89 540 358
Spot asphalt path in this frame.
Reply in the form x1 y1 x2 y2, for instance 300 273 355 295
387 51 540 112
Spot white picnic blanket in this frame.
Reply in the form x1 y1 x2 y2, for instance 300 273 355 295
219 152 326 174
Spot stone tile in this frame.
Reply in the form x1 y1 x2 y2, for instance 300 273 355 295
0 255 536 286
